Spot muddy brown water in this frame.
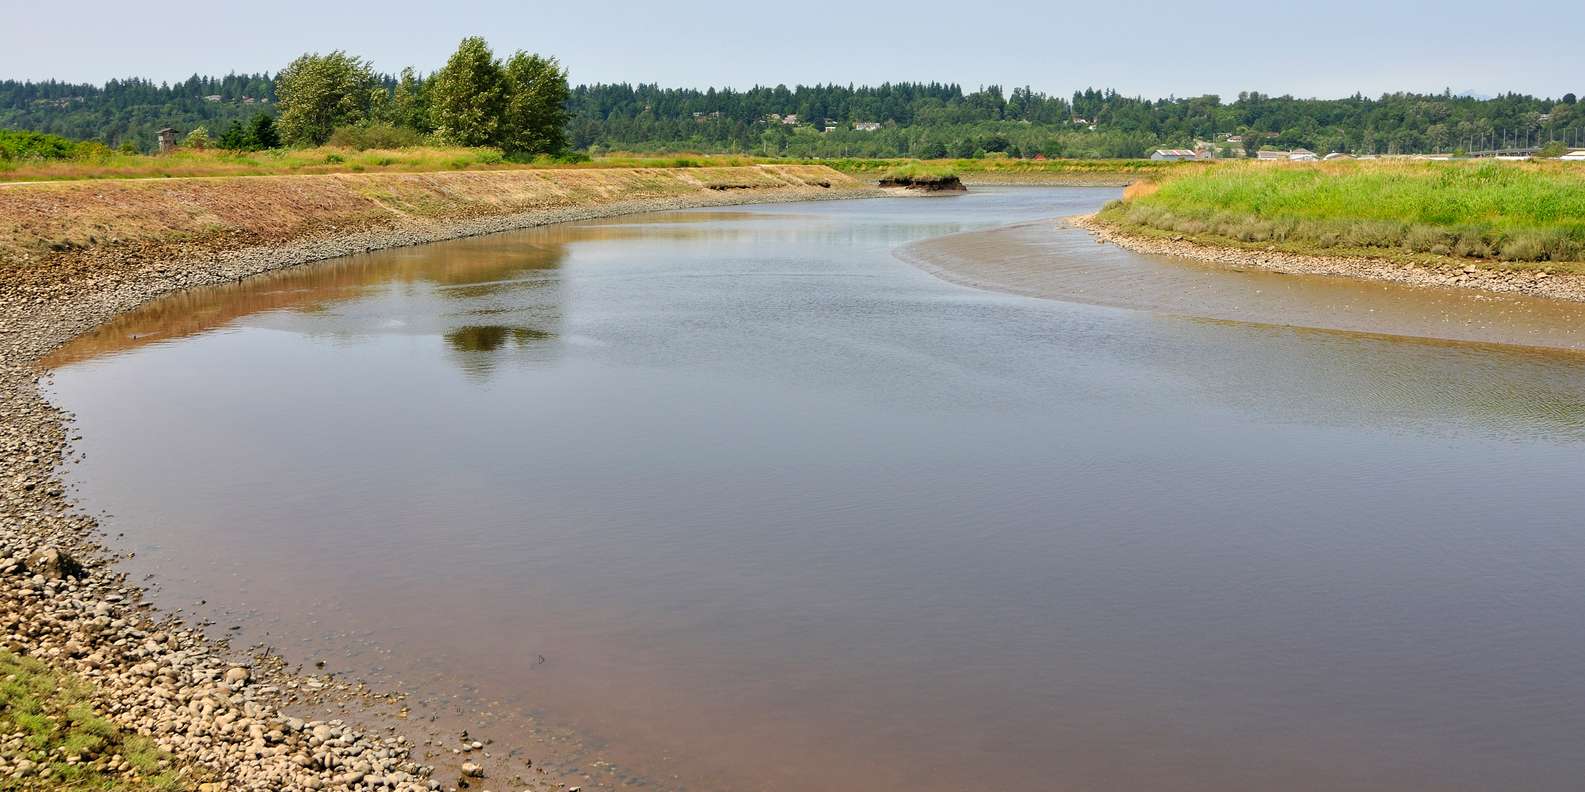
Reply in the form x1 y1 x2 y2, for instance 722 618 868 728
44 188 1585 791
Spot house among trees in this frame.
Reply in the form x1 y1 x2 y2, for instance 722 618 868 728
853 122 881 132
1149 148 1197 161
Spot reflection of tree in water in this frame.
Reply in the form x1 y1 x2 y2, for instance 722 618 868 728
445 325 555 352
443 325 558 378
44 231 573 368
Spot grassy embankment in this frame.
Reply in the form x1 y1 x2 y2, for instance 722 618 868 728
1097 159 1585 272
0 145 787 182
0 650 190 790
0 140 1189 184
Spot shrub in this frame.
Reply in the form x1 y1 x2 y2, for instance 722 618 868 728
70 141 113 162
1232 220 1273 242
1404 225 1451 253
1499 233 1548 262
1453 231 1493 258
0 129 80 160
1268 217 1299 242
1345 220 1405 248
184 126 211 150
327 123 425 150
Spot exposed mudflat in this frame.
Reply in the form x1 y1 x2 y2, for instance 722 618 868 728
903 215 1585 352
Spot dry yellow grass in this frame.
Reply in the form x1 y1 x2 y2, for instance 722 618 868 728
0 147 789 183
1120 180 1160 201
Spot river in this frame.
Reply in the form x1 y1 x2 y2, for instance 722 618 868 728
44 187 1585 791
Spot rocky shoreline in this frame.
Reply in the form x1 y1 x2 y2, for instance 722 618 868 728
1071 214 1585 303
0 182 875 791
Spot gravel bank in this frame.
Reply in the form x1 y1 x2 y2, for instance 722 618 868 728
1073 214 1585 302
0 181 876 791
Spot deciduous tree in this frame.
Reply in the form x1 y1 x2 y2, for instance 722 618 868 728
275 51 377 146
429 37 506 147
500 52 570 156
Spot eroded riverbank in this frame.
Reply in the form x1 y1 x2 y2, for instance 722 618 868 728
0 166 871 791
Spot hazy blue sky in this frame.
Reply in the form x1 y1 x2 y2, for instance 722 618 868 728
4 0 1581 99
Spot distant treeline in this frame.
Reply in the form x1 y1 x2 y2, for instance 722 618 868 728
570 85 1585 158
5 64 1583 158
1 74 278 152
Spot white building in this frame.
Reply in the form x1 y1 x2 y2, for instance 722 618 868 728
1561 150 1585 161
1150 148 1197 161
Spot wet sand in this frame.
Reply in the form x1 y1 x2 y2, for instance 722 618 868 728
901 218 1585 352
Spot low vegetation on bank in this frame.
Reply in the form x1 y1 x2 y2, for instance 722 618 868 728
0 142 1188 183
1099 160 1585 270
0 143 789 182
0 650 190 789
876 162 964 190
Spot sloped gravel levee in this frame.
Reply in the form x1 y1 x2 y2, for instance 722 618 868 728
0 166 875 791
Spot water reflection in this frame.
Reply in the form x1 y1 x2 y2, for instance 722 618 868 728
443 325 558 377
44 231 573 377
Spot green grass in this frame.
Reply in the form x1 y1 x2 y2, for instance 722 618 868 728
0 650 193 790
1100 160 1585 269
876 161 960 184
